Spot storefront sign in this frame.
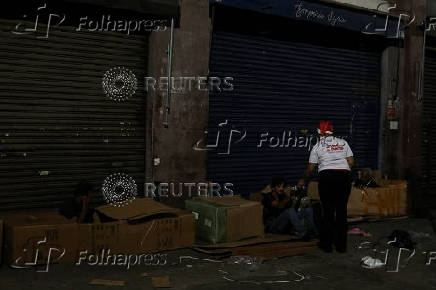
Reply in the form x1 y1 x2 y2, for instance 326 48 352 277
211 0 403 38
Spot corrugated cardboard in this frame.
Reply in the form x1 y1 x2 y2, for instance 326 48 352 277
4 199 195 266
185 196 264 244
78 198 195 255
3 213 78 267
122 211 194 254
95 198 180 221
307 181 408 217
194 233 297 249
78 212 194 255
348 181 408 217
90 279 125 286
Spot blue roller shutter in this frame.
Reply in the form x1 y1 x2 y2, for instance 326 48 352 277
207 30 381 196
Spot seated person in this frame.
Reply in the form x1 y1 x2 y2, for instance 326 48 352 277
59 180 94 223
262 177 317 239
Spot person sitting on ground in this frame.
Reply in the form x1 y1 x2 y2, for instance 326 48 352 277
262 176 317 240
59 180 94 223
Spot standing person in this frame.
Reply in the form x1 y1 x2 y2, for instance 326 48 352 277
298 121 354 253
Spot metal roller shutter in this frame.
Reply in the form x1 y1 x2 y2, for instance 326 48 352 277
0 18 148 210
207 30 381 196
422 48 436 209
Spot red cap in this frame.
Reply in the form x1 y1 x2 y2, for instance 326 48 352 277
317 121 333 136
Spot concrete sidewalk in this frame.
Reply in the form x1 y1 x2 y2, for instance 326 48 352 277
1 218 435 290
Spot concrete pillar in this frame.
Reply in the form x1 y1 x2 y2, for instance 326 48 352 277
396 0 426 214
146 0 211 207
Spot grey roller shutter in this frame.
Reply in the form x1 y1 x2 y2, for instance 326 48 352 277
422 48 436 210
0 18 148 210
207 30 381 196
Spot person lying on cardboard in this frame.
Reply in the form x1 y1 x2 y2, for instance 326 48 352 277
262 177 317 240
59 180 94 223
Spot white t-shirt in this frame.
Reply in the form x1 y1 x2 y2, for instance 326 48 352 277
309 136 353 172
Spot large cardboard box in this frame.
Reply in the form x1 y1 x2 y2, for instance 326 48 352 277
79 198 195 255
185 196 264 244
348 181 408 217
3 199 195 267
307 181 407 217
3 213 78 267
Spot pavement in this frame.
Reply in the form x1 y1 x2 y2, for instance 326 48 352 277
1 217 436 290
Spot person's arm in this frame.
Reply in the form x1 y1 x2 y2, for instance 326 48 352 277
346 156 354 168
345 141 354 169
277 195 291 208
268 191 290 208
271 199 279 208
298 145 319 188
263 193 277 208
298 163 317 188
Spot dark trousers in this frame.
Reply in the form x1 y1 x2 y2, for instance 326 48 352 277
267 208 317 237
318 170 352 250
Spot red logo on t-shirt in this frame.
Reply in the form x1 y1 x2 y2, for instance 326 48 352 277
327 145 344 151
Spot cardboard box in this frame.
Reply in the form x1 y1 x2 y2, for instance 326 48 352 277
348 181 408 217
185 196 264 244
3 213 78 267
79 198 195 255
307 181 407 217
3 199 195 267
